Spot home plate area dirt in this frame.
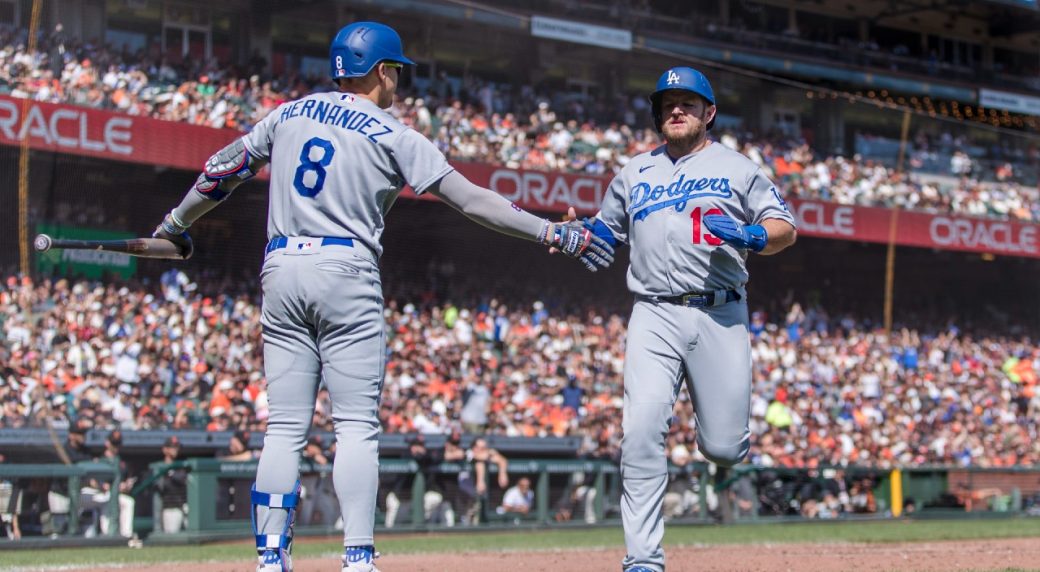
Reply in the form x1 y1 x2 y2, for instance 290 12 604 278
126 537 1040 572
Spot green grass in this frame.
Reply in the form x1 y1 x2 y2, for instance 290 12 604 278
3 518 1040 570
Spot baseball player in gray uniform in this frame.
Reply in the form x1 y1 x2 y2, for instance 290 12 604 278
151 22 613 572
579 67 797 572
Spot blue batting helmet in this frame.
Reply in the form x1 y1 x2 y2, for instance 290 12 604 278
329 21 415 80
649 66 716 132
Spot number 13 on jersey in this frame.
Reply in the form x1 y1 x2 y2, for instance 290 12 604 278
691 207 723 245
294 137 336 198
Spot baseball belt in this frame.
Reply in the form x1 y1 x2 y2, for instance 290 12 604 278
266 236 355 253
646 289 741 308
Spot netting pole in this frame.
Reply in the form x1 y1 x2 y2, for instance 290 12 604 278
884 206 900 335
885 111 911 335
18 0 43 276
896 109 911 173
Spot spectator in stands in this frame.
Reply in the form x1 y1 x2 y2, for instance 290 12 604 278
40 421 93 536
553 469 599 524
0 453 22 540
560 376 584 416
2 24 1036 222
3 274 1040 474
384 434 454 528
849 477 878 514
215 430 258 461
457 437 509 525
498 476 534 519
299 436 336 527
460 376 491 434
662 445 699 521
95 430 137 542
728 472 757 519
156 436 188 533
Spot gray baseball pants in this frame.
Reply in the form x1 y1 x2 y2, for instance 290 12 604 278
620 297 752 572
253 237 385 547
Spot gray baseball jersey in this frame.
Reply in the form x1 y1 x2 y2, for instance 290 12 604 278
245 91 452 549
242 91 453 256
602 141 795 572
596 142 794 296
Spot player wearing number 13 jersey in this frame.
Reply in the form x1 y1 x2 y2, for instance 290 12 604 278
582 67 796 572
151 21 613 572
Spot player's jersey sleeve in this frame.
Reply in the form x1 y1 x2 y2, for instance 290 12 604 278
240 107 278 161
745 168 796 227
389 128 454 195
595 172 630 244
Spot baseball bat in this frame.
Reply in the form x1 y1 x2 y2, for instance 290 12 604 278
33 233 189 260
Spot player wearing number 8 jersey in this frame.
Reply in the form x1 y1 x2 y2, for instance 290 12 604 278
580 67 796 572
151 21 612 572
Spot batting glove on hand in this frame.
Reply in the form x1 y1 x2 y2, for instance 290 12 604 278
703 214 767 253
152 212 194 260
543 221 615 272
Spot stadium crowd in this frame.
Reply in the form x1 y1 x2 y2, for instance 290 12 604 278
0 24 1037 222
2 274 1038 471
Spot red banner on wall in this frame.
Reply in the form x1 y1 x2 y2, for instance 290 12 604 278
442 165 1040 259
0 94 238 172
442 162 608 214
0 94 1036 259
786 199 1040 258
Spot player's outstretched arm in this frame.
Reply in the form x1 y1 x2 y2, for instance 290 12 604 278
428 171 614 271
703 215 796 255
152 138 269 257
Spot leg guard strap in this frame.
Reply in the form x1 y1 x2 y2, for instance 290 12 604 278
251 490 300 509
255 534 292 550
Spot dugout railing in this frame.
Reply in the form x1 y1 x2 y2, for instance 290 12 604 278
0 461 123 539
140 460 1040 540
143 458 623 541
4 461 1040 545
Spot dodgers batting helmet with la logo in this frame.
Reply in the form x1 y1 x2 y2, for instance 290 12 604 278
329 21 415 79
649 66 716 133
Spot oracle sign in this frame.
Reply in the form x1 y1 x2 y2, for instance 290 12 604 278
0 99 132 155
488 168 604 212
929 216 1038 255
790 201 856 236
0 94 237 172
0 94 1037 260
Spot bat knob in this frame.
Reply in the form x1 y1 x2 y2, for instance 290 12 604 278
33 234 53 252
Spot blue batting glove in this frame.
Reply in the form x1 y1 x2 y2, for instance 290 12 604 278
703 214 767 253
581 217 617 248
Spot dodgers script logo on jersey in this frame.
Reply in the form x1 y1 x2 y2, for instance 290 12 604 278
629 174 732 221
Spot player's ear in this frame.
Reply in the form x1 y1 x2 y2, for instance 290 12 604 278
377 62 395 83
704 102 717 125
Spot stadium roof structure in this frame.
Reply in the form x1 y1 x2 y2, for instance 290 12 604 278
748 0 1040 41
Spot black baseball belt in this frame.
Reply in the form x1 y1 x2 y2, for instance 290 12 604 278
642 289 741 308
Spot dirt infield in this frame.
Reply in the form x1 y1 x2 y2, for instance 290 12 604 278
100 537 1040 572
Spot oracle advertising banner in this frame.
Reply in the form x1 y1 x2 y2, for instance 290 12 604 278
786 199 1039 259
0 94 1035 259
0 94 237 172
446 163 1040 259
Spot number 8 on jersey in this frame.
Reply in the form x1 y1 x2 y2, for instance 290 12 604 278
294 137 336 198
